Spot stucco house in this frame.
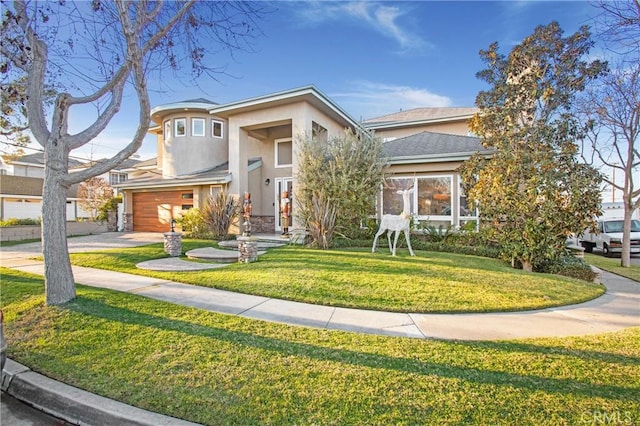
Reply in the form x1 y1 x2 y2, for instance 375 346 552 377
116 85 488 234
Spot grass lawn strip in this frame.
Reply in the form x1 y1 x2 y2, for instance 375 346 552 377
585 254 640 283
68 240 605 314
2 268 638 426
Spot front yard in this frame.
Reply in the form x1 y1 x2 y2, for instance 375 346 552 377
1 267 638 425
67 240 605 313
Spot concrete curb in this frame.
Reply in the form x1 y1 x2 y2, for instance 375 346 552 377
1 358 200 426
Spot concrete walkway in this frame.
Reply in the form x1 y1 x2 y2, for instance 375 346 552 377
1 232 639 340
1 232 639 426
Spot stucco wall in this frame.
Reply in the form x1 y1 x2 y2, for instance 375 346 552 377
374 120 471 140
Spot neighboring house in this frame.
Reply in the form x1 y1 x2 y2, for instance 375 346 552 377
116 85 486 233
7 152 85 178
0 175 90 221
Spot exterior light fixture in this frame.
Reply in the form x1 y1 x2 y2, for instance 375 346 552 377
170 218 176 232
265 178 270 186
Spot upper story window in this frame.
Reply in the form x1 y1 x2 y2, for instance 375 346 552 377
212 120 224 138
175 118 186 137
192 118 205 137
312 121 327 143
164 121 171 139
275 138 293 168
109 172 127 185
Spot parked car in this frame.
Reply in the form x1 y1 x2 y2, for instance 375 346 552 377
579 218 640 256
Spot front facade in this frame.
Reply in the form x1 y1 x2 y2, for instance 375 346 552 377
118 86 359 233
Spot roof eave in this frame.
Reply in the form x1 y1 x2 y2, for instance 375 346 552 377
387 151 493 165
115 174 232 190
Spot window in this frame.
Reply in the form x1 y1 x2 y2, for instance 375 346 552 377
164 121 171 139
175 118 186 137
181 193 194 200
382 178 414 215
212 120 223 138
417 177 452 217
312 121 327 143
109 172 127 185
458 182 477 218
192 118 205 137
275 138 293 167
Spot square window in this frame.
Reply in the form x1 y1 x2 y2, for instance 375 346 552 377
417 177 452 217
175 118 186 137
212 120 223 138
275 138 292 167
164 121 171 139
192 118 205 137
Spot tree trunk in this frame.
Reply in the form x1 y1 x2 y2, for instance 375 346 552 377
521 259 533 273
42 146 76 305
621 197 633 268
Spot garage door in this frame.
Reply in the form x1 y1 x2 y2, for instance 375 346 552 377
132 191 193 232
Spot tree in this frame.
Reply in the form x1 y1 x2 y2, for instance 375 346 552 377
296 129 387 248
592 0 640 63
578 65 640 267
1 1 265 304
77 177 114 220
460 22 607 272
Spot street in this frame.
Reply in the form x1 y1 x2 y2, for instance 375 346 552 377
1 392 71 426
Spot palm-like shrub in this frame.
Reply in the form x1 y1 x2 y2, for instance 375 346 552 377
201 192 241 240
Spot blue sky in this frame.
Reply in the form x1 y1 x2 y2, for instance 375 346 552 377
67 0 599 161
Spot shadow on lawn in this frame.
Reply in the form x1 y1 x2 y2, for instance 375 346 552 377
65 294 639 402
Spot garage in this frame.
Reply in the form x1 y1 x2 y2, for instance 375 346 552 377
132 190 193 232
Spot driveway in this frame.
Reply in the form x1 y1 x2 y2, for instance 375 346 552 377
0 232 165 261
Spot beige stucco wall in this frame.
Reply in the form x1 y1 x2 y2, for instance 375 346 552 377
160 112 229 177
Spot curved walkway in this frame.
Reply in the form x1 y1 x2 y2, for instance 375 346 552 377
1 232 639 426
1 232 638 340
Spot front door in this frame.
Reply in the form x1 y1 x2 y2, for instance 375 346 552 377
275 177 293 232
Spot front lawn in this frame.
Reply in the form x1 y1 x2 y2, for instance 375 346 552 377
585 254 640 282
68 241 605 313
1 268 638 426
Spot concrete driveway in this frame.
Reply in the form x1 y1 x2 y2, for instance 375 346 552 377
0 232 165 261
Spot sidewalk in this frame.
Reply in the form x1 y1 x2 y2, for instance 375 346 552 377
1 233 639 425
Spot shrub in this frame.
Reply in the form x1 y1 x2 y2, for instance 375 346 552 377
536 254 597 282
0 218 41 227
201 192 240 241
177 208 211 239
97 195 122 221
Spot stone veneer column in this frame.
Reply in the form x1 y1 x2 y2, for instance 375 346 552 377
163 232 182 257
237 236 258 263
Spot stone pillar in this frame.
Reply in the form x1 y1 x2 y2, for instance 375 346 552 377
124 213 133 232
237 236 258 263
163 232 182 257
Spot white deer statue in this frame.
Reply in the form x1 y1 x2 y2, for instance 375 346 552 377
372 187 415 256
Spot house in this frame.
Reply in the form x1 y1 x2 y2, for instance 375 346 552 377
115 85 487 234
0 174 90 221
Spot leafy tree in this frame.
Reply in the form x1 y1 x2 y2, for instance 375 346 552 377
296 129 387 248
1 1 265 304
77 177 113 220
460 22 607 272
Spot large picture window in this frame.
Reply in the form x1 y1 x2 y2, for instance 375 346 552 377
175 118 186 137
382 178 414 215
417 176 452 217
192 118 205 137
275 138 293 167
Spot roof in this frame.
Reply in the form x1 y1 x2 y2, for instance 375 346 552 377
150 98 220 124
383 131 493 164
364 107 479 124
115 158 262 190
74 157 144 171
5 152 85 168
209 85 362 131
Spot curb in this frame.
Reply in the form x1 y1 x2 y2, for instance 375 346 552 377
1 358 200 426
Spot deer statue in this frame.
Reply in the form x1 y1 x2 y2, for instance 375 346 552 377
372 187 416 256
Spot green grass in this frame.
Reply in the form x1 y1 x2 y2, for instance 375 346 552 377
0 238 41 247
68 240 605 313
585 254 640 282
1 267 638 426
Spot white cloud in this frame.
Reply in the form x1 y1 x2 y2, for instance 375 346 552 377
291 1 427 53
331 81 452 120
